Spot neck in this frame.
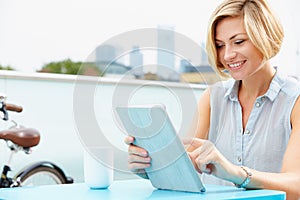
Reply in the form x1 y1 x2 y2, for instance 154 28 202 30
239 63 276 98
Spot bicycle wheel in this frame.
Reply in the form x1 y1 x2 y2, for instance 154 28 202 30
14 161 72 186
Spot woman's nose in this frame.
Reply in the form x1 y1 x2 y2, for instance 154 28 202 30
223 46 237 61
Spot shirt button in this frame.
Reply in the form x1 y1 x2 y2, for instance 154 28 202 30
261 97 266 101
238 157 242 162
255 102 261 107
245 129 250 135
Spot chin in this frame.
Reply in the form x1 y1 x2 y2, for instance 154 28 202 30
229 73 243 81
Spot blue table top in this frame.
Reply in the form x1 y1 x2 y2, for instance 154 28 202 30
0 179 285 200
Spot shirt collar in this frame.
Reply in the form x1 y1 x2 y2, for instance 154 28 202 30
224 72 283 102
264 72 283 102
224 80 240 101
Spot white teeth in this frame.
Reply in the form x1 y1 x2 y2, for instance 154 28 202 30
228 62 243 68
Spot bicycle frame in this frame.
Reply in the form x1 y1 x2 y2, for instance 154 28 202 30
0 139 34 187
0 142 23 187
0 164 14 188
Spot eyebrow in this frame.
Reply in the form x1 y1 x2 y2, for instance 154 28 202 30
215 33 248 42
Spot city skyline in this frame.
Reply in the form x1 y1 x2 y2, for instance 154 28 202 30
0 0 299 76
93 26 209 75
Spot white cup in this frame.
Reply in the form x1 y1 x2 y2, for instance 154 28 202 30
84 146 114 189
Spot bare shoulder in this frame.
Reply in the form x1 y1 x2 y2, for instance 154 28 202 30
291 96 300 129
281 95 300 173
199 88 210 105
191 88 211 140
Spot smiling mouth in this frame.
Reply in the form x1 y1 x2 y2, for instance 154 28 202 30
228 61 246 69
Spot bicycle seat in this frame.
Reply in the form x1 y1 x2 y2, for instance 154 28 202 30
0 128 40 148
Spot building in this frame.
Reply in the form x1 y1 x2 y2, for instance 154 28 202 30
95 44 133 77
129 46 144 78
180 65 225 85
95 45 116 64
96 61 131 75
157 26 175 80
179 59 191 73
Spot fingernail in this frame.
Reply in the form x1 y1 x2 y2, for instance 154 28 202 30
141 151 148 156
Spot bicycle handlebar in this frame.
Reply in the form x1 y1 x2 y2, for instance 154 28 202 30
5 103 23 113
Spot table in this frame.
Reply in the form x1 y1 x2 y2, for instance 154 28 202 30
0 179 285 200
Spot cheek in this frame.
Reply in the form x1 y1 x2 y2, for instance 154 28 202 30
249 51 264 66
217 51 225 65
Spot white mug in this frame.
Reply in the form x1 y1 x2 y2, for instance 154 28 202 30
84 146 114 189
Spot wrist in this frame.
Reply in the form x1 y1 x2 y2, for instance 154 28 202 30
234 166 252 188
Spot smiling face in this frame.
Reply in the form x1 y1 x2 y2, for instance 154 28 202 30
215 16 265 80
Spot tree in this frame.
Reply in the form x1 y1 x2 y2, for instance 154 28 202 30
0 64 15 70
37 59 103 76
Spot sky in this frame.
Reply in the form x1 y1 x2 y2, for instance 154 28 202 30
0 0 299 76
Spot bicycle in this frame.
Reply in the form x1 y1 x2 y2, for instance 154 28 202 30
0 94 73 188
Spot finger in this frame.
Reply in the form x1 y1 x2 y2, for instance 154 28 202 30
124 136 135 145
128 162 151 172
189 144 208 159
189 140 214 159
196 156 213 174
128 145 149 157
182 137 205 148
128 154 151 164
187 152 203 174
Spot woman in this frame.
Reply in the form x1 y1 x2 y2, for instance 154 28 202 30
125 0 300 199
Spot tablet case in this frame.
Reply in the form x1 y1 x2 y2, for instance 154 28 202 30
115 104 206 193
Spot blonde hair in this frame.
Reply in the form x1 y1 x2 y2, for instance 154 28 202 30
206 0 284 77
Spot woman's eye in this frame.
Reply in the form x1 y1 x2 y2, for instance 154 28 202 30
216 44 224 49
235 40 244 45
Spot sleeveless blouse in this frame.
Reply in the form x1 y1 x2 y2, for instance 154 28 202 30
202 72 300 186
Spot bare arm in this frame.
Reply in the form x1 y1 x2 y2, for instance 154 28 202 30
185 96 300 200
245 96 300 199
186 88 211 151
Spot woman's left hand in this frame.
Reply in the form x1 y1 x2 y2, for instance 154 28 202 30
183 138 242 182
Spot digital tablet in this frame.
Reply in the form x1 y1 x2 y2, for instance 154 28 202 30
115 104 206 193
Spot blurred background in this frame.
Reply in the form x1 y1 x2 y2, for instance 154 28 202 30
0 0 299 77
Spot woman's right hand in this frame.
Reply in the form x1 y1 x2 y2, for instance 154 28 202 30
124 136 151 179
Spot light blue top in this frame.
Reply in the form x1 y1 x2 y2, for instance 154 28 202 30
202 72 300 186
